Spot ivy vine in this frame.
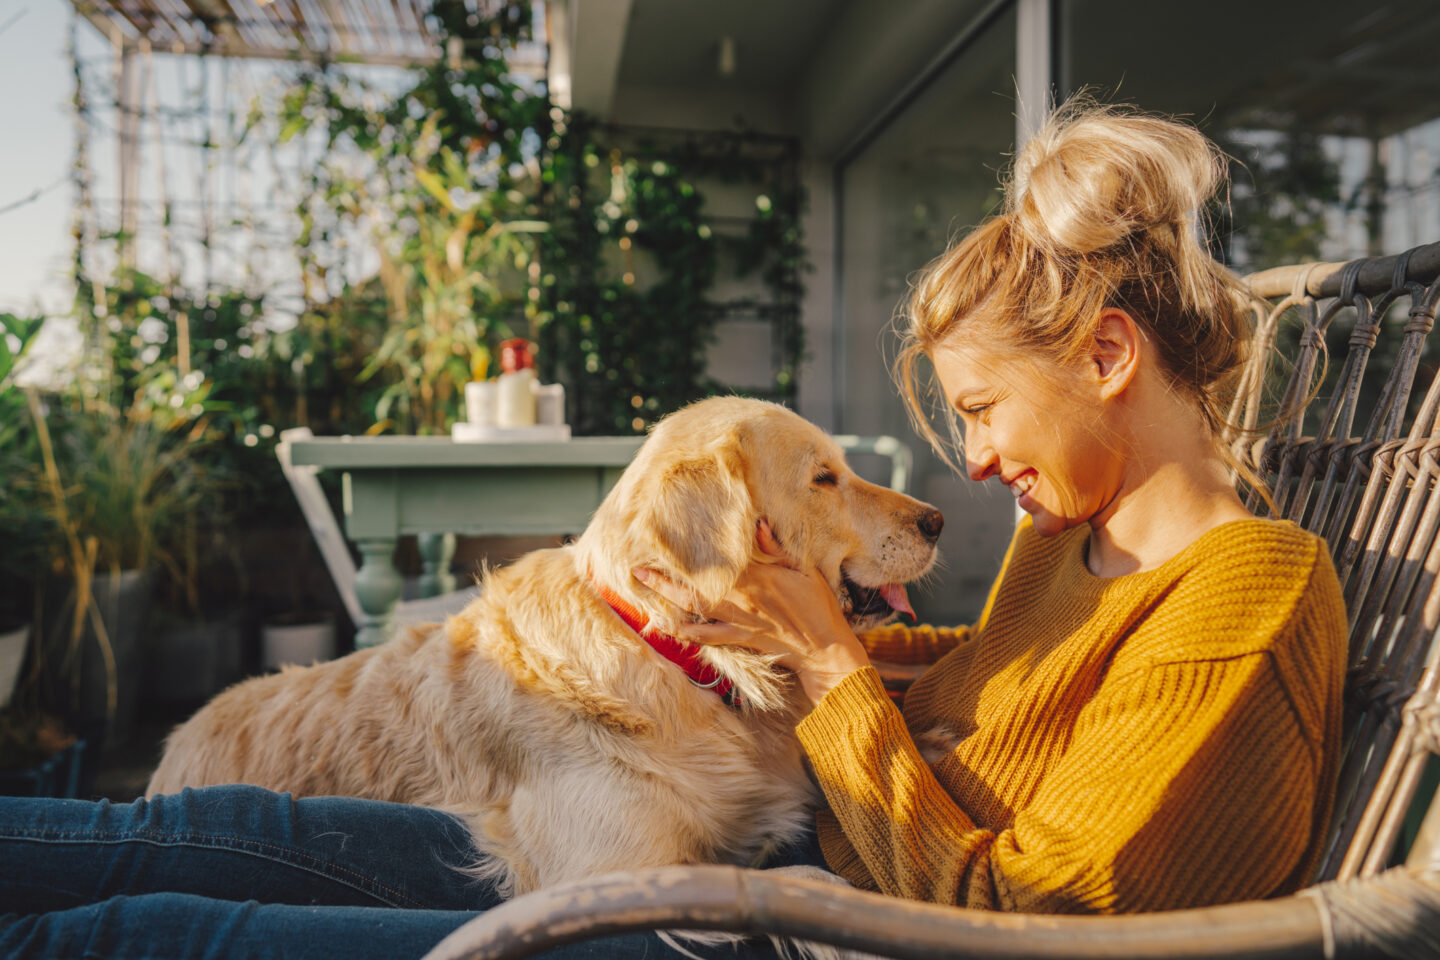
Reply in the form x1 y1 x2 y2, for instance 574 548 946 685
538 115 806 435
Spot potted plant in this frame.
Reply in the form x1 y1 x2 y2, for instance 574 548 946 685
0 313 50 707
0 313 91 797
28 396 202 747
0 476 48 710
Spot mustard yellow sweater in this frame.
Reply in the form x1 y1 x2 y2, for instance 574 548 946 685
797 517 1346 914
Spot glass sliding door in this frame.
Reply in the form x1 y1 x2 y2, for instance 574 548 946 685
837 3 1019 625
1060 0 1440 271
1061 0 1439 462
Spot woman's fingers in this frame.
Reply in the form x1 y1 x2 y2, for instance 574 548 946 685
671 621 756 648
634 537 868 707
631 566 751 627
633 565 789 653
756 519 787 560
630 566 704 614
632 520 790 610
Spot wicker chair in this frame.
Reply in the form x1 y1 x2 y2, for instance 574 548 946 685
421 242 1440 960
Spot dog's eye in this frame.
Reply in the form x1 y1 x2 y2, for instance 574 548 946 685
813 469 837 486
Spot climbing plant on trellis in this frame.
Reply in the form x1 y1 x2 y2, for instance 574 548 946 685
537 114 805 436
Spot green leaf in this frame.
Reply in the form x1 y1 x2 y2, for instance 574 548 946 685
374 381 409 422
277 114 309 144
414 167 456 211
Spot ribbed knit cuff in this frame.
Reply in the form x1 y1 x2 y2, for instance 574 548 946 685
858 624 919 664
797 666 906 773
813 811 878 890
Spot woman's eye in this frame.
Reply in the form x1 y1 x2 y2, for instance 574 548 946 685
813 470 837 486
963 403 993 422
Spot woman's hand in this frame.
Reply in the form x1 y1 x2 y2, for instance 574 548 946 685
632 520 871 708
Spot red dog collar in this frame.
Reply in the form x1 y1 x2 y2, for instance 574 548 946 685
595 582 739 707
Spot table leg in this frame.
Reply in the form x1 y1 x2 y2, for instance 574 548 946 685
416 533 456 599
353 538 402 648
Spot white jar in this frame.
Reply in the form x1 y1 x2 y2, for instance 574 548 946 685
496 368 537 427
533 382 566 426
465 379 498 426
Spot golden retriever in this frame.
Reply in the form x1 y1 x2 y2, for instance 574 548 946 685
147 396 943 897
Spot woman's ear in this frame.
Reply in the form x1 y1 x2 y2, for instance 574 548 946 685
1091 307 1144 399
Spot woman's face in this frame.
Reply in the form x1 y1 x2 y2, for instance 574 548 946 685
931 341 1126 537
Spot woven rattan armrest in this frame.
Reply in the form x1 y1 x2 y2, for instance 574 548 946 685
419 862 1440 960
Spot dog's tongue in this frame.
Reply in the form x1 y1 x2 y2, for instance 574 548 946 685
880 583 915 621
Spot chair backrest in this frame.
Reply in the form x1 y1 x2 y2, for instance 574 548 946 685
275 427 365 626
1234 241 1440 883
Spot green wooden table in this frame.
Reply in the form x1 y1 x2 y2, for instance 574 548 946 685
288 436 644 647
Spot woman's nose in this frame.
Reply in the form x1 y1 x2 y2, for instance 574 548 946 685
965 431 998 482
966 455 998 482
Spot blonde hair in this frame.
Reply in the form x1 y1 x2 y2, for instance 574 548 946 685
895 100 1256 477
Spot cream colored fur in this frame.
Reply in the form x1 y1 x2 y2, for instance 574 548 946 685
147 396 941 899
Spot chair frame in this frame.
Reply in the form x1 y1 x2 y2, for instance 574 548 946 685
421 243 1440 960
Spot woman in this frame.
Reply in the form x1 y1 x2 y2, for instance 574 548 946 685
0 102 1346 955
641 101 1347 913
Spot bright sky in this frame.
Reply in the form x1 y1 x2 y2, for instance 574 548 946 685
0 1 79 318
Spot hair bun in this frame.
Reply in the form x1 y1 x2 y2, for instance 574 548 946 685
1008 102 1225 257
895 99 1255 480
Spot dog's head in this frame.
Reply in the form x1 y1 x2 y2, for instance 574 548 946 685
577 397 942 699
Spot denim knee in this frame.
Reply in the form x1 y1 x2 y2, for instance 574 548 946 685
0 786 500 913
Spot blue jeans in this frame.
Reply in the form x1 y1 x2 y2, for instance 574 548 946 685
0 785 828 959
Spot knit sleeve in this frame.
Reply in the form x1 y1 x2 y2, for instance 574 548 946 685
797 649 1324 913
857 623 973 665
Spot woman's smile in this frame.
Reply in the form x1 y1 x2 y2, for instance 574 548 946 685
933 343 1118 538
1004 469 1037 500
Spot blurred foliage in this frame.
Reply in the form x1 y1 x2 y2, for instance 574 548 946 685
51 265 351 621
32 400 204 578
538 115 805 435
255 0 804 437
0 313 52 631
258 0 546 434
1212 127 1343 273
38 0 806 636
70 268 349 527
1207 123 1429 445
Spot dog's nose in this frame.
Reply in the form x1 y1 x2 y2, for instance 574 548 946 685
917 508 944 543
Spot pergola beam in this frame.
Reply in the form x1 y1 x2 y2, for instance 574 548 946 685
115 42 142 267
67 0 544 281
68 1 547 72
74 2 126 48
186 0 247 54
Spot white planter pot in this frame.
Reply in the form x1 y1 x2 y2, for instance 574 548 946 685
0 623 28 708
261 617 335 670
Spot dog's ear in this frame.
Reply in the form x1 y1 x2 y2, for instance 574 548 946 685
641 444 755 606
576 420 756 620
